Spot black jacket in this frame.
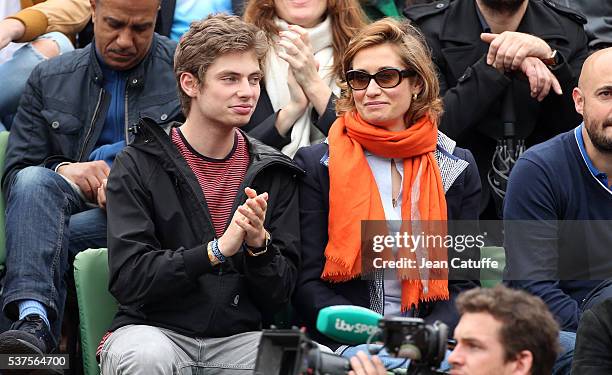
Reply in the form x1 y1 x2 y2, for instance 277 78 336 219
105 119 302 338
555 0 612 50
1 34 181 198
242 86 338 150
572 298 612 374
404 0 588 211
292 140 481 349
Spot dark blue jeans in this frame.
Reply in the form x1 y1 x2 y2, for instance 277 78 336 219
1 166 107 341
549 280 612 375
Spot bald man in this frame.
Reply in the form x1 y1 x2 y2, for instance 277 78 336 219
502 48 612 375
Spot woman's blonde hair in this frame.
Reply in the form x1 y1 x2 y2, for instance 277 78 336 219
243 0 369 79
336 18 443 124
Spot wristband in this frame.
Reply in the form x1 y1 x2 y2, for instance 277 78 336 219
207 241 221 266
212 238 226 263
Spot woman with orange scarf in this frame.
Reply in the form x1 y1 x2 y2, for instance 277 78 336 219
292 18 482 357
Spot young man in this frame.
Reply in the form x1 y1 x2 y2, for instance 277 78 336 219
449 286 560 375
100 14 301 374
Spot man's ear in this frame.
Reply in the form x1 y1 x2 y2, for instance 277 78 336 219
511 350 533 375
89 0 96 22
573 87 585 116
180 72 200 98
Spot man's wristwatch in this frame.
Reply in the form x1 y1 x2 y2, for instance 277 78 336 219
540 49 560 67
246 230 271 257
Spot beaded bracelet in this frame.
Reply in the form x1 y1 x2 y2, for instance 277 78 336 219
207 241 220 266
211 238 226 263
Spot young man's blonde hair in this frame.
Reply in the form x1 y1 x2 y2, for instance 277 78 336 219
336 18 443 124
174 14 268 116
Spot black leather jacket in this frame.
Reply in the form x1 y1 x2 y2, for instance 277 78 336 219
2 33 181 198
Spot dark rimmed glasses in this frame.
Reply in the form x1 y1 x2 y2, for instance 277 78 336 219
345 68 417 90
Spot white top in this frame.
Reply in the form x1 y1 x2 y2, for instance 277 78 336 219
365 151 404 316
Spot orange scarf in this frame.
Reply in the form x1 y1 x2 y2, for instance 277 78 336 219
323 111 449 311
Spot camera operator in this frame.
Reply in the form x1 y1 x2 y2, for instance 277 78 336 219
448 286 559 375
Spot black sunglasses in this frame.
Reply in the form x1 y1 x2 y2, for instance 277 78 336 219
345 68 417 90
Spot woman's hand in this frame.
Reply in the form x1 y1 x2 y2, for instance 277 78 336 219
277 25 320 88
277 25 332 116
275 68 309 136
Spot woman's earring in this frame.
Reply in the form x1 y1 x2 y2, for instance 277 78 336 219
412 93 418 100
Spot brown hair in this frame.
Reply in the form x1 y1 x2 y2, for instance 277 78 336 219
456 286 560 375
173 14 268 116
243 0 368 79
336 18 442 124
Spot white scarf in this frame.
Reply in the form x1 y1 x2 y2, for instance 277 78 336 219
264 17 340 157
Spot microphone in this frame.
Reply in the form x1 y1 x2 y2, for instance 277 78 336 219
316 305 383 345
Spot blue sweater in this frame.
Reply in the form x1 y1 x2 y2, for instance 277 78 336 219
88 51 128 166
503 126 612 331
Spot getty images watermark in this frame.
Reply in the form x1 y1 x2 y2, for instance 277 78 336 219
370 232 499 270
360 220 503 279
360 220 612 281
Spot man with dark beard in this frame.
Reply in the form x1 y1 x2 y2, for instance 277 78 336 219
405 0 589 220
503 48 612 374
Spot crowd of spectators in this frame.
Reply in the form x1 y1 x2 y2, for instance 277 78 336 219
0 0 610 374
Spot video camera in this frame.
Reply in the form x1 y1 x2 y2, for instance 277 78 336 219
253 328 350 375
254 313 450 375
379 317 449 374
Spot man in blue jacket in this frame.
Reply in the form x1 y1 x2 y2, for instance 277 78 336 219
504 47 612 374
0 0 180 356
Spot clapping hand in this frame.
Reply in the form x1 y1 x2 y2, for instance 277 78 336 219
277 25 320 88
236 187 269 248
218 187 269 257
